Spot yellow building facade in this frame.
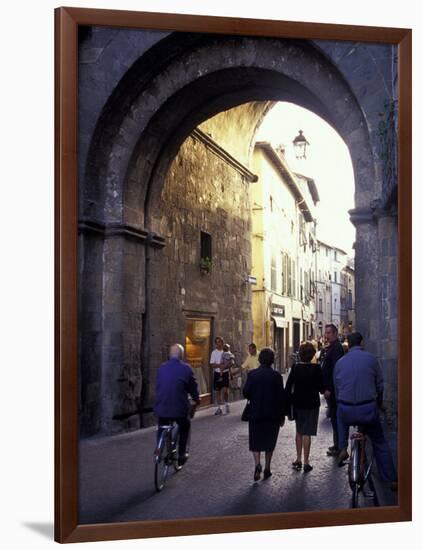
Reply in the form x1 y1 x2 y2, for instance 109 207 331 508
250 143 319 372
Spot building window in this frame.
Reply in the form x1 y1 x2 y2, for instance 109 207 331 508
310 269 315 297
348 290 353 309
334 250 338 261
300 268 303 302
326 247 329 257
281 253 295 297
281 253 287 295
334 271 337 283
319 296 323 313
200 231 212 271
287 257 293 296
304 271 310 303
271 256 277 292
299 214 307 247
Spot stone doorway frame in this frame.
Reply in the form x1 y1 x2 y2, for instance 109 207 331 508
55 7 412 543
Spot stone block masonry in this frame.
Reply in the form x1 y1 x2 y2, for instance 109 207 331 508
78 29 399 436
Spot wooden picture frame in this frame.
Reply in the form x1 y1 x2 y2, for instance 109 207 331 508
55 6 412 543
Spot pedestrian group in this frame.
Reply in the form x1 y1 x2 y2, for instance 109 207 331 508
153 325 397 490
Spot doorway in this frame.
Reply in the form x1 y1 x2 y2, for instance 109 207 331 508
293 319 301 353
273 325 286 373
273 317 288 373
185 318 212 405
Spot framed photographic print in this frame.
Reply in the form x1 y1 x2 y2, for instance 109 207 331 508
55 6 412 544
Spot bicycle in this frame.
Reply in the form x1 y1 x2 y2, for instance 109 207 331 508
341 425 379 508
153 420 184 492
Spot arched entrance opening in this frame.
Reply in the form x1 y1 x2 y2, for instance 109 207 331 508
79 33 391 436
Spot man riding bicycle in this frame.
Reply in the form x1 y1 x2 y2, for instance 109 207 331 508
153 344 200 466
333 332 397 490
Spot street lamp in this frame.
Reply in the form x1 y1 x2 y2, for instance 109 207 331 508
293 130 310 159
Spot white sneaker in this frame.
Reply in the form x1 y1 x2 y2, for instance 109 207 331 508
214 407 222 416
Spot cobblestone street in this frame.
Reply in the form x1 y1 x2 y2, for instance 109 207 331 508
79 399 397 525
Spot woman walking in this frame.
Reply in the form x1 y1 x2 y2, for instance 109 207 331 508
285 341 324 473
243 348 286 481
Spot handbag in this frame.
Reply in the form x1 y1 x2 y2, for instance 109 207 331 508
287 367 296 421
287 392 295 421
241 401 251 422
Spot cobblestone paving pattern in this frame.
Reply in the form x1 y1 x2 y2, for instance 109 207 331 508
79 399 397 524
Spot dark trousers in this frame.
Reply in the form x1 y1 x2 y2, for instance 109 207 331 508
337 401 397 482
158 417 190 456
327 396 339 448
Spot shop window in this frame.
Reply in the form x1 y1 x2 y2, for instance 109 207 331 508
185 318 211 396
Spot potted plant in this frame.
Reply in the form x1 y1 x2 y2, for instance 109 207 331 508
200 256 212 274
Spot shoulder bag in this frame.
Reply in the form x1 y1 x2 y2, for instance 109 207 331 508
287 367 296 421
241 401 251 422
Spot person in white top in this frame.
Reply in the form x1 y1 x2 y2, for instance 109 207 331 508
210 336 230 415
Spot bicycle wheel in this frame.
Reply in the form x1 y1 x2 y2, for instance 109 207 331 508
154 434 170 492
361 438 378 505
352 483 359 508
348 438 361 491
172 425 183 472
362 438 374 484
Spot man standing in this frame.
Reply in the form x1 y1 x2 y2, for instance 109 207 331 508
241 342 259 373
210 336 229 415
334 332 397 487
154 344 200 465
321 324 344 456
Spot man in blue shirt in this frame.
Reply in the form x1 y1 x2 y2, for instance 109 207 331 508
154 344 200 465
334 332 397 485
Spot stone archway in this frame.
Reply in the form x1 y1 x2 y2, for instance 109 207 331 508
79 33 396 436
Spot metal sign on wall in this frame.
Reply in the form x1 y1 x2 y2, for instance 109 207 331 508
272 304 285 316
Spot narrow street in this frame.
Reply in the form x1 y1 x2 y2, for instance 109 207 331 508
79 399 397 525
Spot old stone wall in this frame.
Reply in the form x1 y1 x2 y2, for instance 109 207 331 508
377 213 398 423
315 40 398 419
78 232 104 436
77 28 399 436
142 131 254 421
313 40 397 203
78 229 147 436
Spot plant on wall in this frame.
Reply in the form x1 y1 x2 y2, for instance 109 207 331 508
200 256 212 273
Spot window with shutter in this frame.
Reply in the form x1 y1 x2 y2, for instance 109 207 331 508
271 256 277 292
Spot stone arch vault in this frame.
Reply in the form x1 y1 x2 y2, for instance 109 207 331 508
78 30 398 436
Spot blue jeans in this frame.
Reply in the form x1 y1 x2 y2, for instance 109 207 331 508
337 401 397 482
